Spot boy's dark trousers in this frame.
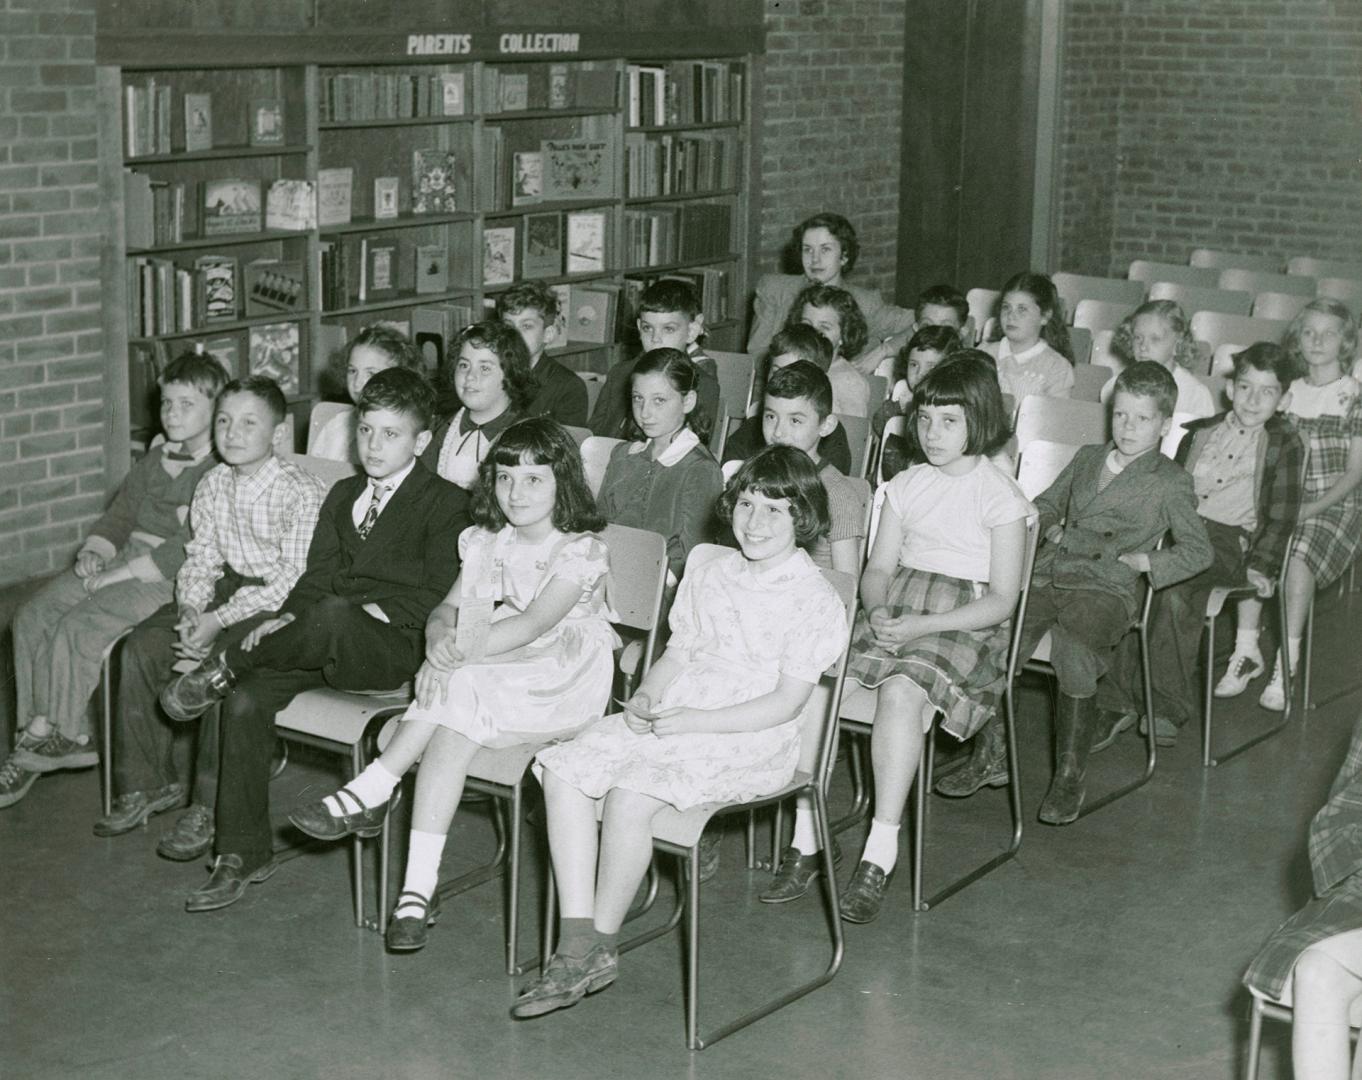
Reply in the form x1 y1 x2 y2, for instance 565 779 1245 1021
1015 577 1134 699
213 595 422 869
1100 519 1250 726
114 570 270 808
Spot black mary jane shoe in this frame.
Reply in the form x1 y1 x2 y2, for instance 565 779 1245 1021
838 860 895 924
759 838 843 904
386 891 443 952
287 786 387 842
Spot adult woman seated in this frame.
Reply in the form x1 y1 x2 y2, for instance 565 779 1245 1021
747 212 914 377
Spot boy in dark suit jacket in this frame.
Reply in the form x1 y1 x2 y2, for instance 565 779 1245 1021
160 367 470 911
941 362 1212 824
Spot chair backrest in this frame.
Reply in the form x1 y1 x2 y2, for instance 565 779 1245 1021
1127 260 1220 288
1090 328 1120 372
282 451 360 492
837 412 873 478
1316 277 1362 307
1069 362 1114 403
1218 268 1315 298
1161 412 1197 459
1210 342 1241 377
563 425 592 446
1189 248 1281 272
1147 281 1253 317
866 480 889 549
720 457 742 482
1067 325 1093 366
577 371 605 419
1073 298 1138 334
1196 372 1227 411
601 524 669 671
1002 516 1043 684
965 287 1000 343
708 401 728 459
305 401 352 456
579 435 622 497
875 414 907 486
1251 291 1311 321
1189 311 1291 355
1287 256 1362 280
1052 273 1146 322
1015 439 1081 500
1013 395 1108 453
709 349 756 424
864 373 888 409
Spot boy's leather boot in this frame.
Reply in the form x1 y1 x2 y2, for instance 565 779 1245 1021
1038 693 1094 826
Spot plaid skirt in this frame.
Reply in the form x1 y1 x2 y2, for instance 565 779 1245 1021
1290 502 1362 588
1242 873 1362 1000
847 566 1010 741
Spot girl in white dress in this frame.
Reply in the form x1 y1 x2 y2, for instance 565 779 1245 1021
512 445 848 1019
290 417 614 952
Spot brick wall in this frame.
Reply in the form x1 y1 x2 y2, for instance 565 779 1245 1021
0 0 103 587
760 0 906 300
1058 0 1362 276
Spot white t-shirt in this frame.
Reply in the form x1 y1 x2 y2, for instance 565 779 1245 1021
886 458 1034 582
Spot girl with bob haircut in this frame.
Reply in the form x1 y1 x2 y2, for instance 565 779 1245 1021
986 271 1074 402
597 347 723 583
289 417 615 953
513 445 848 1019
786 283 875 417
817 359 1033 924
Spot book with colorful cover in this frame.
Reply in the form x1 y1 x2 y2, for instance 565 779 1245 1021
482 226 515 286
265 179 316 231
566 210 607 274
567 286 616 345
183 93 212 152
541 140 614 200
363 238 400 301
244 259 305 315
316 167 353 227
511 151 542 206
201 178 261 236
374 176 400 219
249 97 285 146
440 72 466 116
412 149 459 214
194 254 237 322
522 212 562 279
415 244 450 294
248 321 300 395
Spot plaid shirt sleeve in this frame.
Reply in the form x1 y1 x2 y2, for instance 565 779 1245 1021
1309 715 1362 896
1247 421 1306 579
175 466 229 613
211 463 325 627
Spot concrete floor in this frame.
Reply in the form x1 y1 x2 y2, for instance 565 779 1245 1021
2 583 1359 1079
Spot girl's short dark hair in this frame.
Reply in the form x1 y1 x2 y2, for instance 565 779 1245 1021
716 444 830 550
442 320 537 414
999 271 1073 362
908 352 1011 456
785 283 869 361
627 347 713 444
793 213 859 275
894 325 962 384
470 417 605 534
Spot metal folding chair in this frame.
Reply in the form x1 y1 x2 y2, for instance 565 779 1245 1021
1244 986 1362 1080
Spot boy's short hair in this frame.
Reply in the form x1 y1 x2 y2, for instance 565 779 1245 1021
914 284 969 326
349 324 422 370
716 444 831 549
896 325 962 383
160 350 230 400
767 325 835 372
495 280 560 323
788 283 869 361
451 320 537 413
637 278 701 321
1112 360 1177 418
911 354 1011 456
793 213 859 274
942 346 997 375
221 375 286 425
765 360 834 421
357 367 436 432
1231 341 1294 389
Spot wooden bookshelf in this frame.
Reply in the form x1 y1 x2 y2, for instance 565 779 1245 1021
96 28 762 472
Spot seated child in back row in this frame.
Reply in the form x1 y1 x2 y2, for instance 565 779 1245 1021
1098 343 1304 747
588 279 720 439
1103 300 1215 422
91 377 325 861
3 352 227 808
874 324 963 481
310 325 422 463
422 320 535 489
940 363 1211 825
985 271 1074 402
513 446 848 1019
786 283 873 418
723 324 853 474
497 281 589 428
1216 299 1362 712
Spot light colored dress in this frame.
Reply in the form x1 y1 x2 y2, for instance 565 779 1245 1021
536 547 847 811
402 525 617 748
309 407 358 463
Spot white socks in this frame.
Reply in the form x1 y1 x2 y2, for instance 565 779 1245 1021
1234 629 1261 661
861 818 901 874
395 829 447 918
326 760 400 816
791 806 820 855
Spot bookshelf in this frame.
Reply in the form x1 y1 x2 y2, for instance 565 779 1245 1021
96 30 762 473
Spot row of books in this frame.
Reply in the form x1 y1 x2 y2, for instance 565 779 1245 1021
321 69 466 122
623 131 740 198
319 236 455 310
125 171 317 245
480 129 615 211
622 202 733 268
481 209 609 285
480 62 616 115
635 267 732 325
126 253 306 336
124 82 287 157
625 61 745 128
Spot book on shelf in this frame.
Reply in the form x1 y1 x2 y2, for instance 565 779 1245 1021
622 201 731 267
541 140 614 200
317 168 353 227
265 179 316 231
360 237 400 302
548 284 573 324
249 321 300 396
244 259 305 316
196 255 238 323
249 97 286 146
123 78 171 157
566 286 617 346
624 130 738 198
479 126 505 210
549 65 570 109
412 302 475 375
124 169 154 249
481 62 616 113
320 68 470 122
183 93 212 152
201 178 262 237
500 72 529 112
511 151 542 206
565 210 608 274
482 226 516 286
625 61 746 127
412 149 460 214
415 244 450 294
374 177 399 219
196 335 241 378
441 72 466 116
128 340 168 443
522 212 563 279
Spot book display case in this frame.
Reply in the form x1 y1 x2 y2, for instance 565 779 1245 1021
96 27 763 478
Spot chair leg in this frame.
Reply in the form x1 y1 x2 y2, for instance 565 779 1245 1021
911 739 929 912
505 782 524 975
348 745 366 930
378 802 391 933
99 659 114 817
684 847 702 1050
1202 614 1215 769
1302 596 1314 712
1244 995 1263 1080
830 732 872 837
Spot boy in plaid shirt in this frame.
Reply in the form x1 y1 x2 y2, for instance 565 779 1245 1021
92 376 324 861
